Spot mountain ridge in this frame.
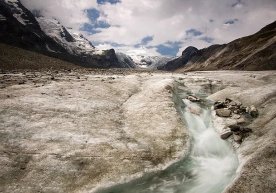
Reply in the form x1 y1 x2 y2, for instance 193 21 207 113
159 21 276 71
0 0 123 68
1 0 275 71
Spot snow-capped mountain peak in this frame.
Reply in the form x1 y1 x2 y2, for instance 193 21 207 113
36 17 104 56
0 0 122 68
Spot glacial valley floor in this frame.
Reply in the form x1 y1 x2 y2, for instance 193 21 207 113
0 70 275 193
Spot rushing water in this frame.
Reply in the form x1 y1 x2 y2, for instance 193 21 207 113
96 84 238 193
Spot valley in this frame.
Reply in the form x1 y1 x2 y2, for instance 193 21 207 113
0 1 275 193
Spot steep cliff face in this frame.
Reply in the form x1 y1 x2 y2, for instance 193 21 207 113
161 21 276 71
0 0 121 68
0 0 67 54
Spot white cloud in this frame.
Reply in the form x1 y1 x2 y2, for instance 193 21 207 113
96 43 161 57
21 0 98 29
21 0 276 56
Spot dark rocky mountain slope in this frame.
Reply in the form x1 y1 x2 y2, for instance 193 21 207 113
0 0 122 68
0 43 81 70
159 21 276 71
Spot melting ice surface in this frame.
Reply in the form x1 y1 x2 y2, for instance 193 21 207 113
96 88 238 193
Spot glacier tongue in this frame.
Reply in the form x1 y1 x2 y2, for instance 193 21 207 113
125 50 173 69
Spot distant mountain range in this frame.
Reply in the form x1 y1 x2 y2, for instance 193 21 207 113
159 21 276 71
122 50 173 69
0 0 275 71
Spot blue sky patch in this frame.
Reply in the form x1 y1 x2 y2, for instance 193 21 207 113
186 29 203 36
186 29 203 37
81 20 110 34
83 9 110 33
134 35 154 48
97 0 121 4
156 41 182 56
86 9 100 21
80 23 101 34
200 36 214 43
141 35 154 45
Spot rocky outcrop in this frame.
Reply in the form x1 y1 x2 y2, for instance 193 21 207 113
158 46 201 71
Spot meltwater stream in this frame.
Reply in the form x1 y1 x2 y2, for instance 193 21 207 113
96 85 238 193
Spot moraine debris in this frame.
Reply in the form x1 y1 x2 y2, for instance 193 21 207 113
220 124 253 142
215 98 257 143
214 98 258 118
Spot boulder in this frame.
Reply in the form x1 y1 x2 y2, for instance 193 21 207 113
237 117 247 124
229 125 241 133
249 105 258 118
225 98 232 104
186 95 200 102
220 128 233 140
232 114 241 119
228 105 238 111
239 106 247 114
229 101 237 106
214 101 225 110
216 109 232 117
233 133 242 143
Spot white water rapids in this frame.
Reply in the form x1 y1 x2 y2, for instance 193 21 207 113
96 84 238 193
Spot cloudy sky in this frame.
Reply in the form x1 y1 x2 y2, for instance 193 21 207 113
21 0 276 57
